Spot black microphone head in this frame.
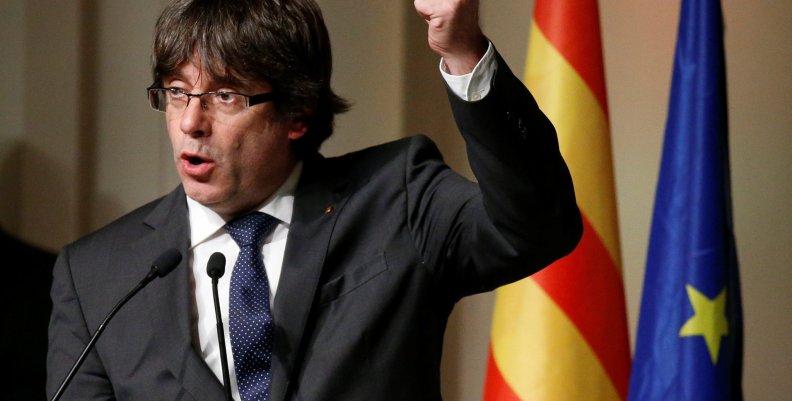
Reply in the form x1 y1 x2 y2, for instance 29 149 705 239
206 252 226 279
152 248 182 278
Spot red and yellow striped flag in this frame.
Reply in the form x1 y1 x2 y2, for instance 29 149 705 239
483 1 631 400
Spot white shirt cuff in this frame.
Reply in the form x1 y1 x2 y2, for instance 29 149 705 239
440 42 496 102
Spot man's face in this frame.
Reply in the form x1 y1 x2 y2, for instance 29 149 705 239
164 60 305 217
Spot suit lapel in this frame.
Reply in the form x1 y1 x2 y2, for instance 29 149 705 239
134 158 353 401
137 186 225 401
269 155 351 401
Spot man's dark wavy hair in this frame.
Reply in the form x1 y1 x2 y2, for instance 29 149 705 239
150 0 349 156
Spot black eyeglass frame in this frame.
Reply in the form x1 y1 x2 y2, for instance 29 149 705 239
147 87 277 112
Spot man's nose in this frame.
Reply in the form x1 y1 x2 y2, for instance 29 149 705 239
179 95 210 138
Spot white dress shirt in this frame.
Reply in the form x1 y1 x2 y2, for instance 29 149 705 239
188 43 496 400
189 163 301 400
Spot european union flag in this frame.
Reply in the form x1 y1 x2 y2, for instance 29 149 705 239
627 0 743 400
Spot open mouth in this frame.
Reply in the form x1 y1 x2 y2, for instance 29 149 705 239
180 152 215 177
187 156 205 165
182 152 211 165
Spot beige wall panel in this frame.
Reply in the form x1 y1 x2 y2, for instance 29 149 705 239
5 1 790 400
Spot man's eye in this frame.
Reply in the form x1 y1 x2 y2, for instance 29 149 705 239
167 88 188 98
216 92 236 103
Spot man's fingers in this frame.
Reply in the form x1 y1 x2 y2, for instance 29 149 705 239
414 0 486 74
413 0 431 20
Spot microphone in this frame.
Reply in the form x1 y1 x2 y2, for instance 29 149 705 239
207 252 233 401
50 248 183 401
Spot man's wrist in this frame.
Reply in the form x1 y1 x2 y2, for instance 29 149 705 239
440 42 496 101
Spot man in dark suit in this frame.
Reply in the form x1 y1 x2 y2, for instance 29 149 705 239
47 0 582 400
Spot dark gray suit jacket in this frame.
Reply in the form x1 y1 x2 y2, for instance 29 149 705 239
47 53 581 400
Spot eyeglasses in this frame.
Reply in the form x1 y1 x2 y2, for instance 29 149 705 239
147 87 277 119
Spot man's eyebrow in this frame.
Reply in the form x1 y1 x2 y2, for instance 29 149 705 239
212 75 253 90
162 70 253 90
162 72 188 84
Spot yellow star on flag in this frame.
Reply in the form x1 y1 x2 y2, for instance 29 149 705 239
679 284 729 364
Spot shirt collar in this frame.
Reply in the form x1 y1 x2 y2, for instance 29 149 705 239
186 161 303 248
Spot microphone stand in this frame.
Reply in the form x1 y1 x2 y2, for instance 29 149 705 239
51 249 182 401
207 252 233 401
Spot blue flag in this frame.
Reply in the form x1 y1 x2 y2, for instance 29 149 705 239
627 0 743 400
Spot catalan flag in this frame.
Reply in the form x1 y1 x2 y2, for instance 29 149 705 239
627 0 743 400
482 1 631 400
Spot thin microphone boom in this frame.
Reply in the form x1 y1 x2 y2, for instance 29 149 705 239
207 252 233 401
50 248 183 401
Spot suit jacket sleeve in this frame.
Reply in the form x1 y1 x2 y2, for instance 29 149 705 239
410 49 582 299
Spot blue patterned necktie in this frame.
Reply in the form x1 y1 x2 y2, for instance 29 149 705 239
225 212 277 401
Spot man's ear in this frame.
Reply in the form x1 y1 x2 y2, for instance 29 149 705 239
287 118 308 140
287 108 313 140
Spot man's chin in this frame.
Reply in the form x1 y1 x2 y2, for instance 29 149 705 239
183 184 226 208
